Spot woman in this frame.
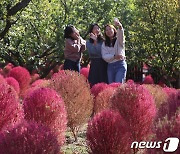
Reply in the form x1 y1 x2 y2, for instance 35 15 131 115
64 25 86 72
101 19 127 83
86 24 108 86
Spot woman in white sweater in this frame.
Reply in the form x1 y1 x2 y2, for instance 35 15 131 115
101 19 127 83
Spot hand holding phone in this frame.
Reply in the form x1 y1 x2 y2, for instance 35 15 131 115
114 17 122 28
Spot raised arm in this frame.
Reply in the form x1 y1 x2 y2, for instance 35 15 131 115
117 27 125 48
114 19 125 48
65 39 82 53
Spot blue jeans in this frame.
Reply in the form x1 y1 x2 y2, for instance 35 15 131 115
107 60 127 83
64 59 80 72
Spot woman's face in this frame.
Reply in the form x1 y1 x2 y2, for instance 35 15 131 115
105 26 115 39
92 25 100 35
70 27 80 40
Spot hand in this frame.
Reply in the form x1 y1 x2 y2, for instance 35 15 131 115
77 37 81 44
114 55 124 60
114 18 122 29
89 33 97 41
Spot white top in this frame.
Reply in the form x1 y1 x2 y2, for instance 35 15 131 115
101 28 125 63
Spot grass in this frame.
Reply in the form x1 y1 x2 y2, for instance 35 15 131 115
62 124 88 154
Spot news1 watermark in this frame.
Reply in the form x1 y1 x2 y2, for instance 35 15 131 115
131 137 179 152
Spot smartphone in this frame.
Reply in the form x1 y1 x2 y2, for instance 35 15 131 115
114 17 119 23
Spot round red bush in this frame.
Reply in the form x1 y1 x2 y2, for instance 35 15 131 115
23 87 67 145
149 115 180 153
143 75 154 84
5 77 20 95
126 79 135 84
31 73 40 83
87 110 131 154
0 74 6 84
163 87 177 96
111 83 157 142
158 90 180 120
3 63 13 76
31 79 49 88
0 83 24 132
80 67 89 79
94 87 115 115
8 66 31 96
0 121 61 154
91 83 110 98
109 82 122 88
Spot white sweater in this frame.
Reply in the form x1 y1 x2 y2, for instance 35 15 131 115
101 28 125 63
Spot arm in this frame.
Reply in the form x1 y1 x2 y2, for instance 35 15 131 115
79 37 86 52
101 43 114 63
66 39 82 53
117 27 125 48
114 19 125 48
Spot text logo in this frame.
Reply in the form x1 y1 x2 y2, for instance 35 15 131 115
163 137 179 152
131 137 179 152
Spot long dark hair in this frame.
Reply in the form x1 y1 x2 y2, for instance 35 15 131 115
104 24 117 47
88 23 104 43
64 25 75 40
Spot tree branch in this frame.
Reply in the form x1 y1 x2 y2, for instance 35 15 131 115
0 0 32 40
0 19 12 40
7 0 32 16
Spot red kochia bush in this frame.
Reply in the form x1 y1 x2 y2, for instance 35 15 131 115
0 121 61 154
0 68 3 76
31 79 50 88
109 82 122 88
0 74 6 84
126 79 135 84
143 75 154 84
158 90 180 120
31 73 40 83
24 79 50 97
3 63 14 76
87 110 131 154
94 87 116 115
80 67 89 79
149 115 180 154
5 77 20 95
111 83 156 142
0 83 24 132
91 83 110 98
23 87 67 145
8 66 31 96
163 87 177 96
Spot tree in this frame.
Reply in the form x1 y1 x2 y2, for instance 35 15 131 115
131 0 179 87
1 0 136 78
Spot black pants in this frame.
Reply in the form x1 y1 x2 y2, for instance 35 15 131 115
64 59 80 72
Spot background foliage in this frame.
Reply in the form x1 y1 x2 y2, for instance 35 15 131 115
0 0 179 87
